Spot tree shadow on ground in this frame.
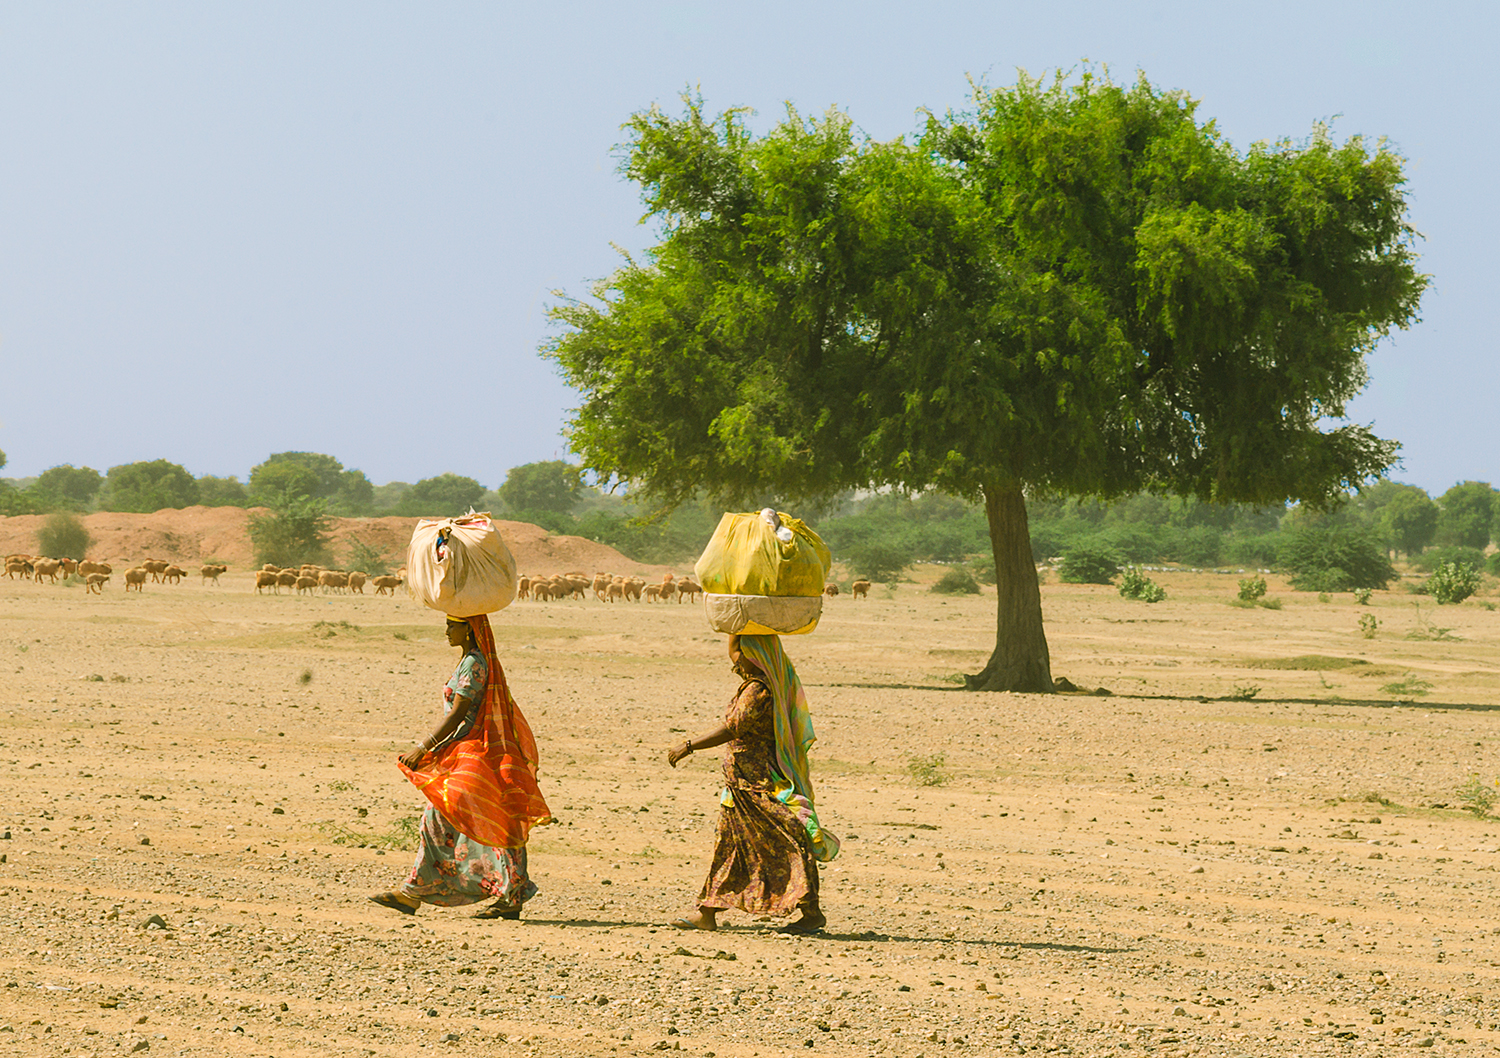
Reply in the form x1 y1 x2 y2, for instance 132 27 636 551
1130 692 1500 714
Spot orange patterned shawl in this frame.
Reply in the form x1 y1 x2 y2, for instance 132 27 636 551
399 614 552 848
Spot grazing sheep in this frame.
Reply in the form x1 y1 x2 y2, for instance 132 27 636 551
295 575 318 595
123 568 148 592
162 565 186 585
262 564 279 573
318 570 349 593
142 559 170 583
371 575 402 596
516 576 532 601
276 570 298 591
60 558 79 577
606 578 624 602
824 583 839 597
659 579 677 603
347 571 367 594
254 570 279 594
644 584 662 602
77 560 112 579
676 578 703 603
33 558 64 584
564 575 590 600
200 563 228 585
624 577 644 602
5 558 34 580
592 572 612 601
85 572 109 594
852 579 871 599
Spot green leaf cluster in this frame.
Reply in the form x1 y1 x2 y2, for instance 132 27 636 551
1426 561 1481 605
247 491 333 568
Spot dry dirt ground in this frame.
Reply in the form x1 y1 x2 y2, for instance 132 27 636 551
3 562 1500 1058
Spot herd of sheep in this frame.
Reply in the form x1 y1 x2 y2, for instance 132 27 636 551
2 554 224 594
251 563 402 596
5 554 875 603
517 572 870 602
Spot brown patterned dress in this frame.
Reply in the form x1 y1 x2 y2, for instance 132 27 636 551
697 672 819 916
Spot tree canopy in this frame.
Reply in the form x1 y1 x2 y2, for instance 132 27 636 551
33 465 104 508
398 473 486 517
249 452 374 513
558 74 1419 689
102 459 200 513
498 460 583 516
1435 481 1495 549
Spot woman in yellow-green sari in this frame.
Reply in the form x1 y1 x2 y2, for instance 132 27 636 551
667 633 838 934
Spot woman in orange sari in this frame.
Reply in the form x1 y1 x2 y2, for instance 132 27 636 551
370 614 551 919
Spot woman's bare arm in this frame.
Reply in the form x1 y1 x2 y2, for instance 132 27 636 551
398 695 477 769
667 724 733 767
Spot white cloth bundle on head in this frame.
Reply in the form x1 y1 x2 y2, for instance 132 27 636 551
406 512 517 617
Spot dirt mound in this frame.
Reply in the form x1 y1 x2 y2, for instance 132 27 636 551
0 508 674 576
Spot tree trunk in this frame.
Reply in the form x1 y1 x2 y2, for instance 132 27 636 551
965 482 1054 693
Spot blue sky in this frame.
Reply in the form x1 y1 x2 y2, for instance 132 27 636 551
0 1 1491 495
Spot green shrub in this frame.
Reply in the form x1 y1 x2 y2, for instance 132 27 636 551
1458 775 1497 819
842 541 910 583
931 568 980 595
1280 527 1395 592
1058 546 1120 585
969 555 996 584
1118 567 1166 603
1489 553 1500 577
1237 575 1267 601
248 491 333 568
1175 525 1224 567
905 753 948 786
1353 587 1373 605
35 512 91 560
1226 532 1279 568
343 536 395 576
1358 613 1380 638
1427 561 1481 605
1414 545 1487 573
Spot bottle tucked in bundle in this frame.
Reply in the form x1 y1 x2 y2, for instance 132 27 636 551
694 508 831 635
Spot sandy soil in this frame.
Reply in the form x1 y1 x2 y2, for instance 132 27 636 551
0 509 669 576
2 560 1500 1057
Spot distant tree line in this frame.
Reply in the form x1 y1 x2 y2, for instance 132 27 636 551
5 446 1496 579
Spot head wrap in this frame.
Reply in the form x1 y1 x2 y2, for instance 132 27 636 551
400 614 552 848
735 634 839 862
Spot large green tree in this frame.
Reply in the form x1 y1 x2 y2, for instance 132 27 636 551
547 74 1426 691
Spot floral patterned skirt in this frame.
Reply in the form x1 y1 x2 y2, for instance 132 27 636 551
697 787 818 916
401 805 537 908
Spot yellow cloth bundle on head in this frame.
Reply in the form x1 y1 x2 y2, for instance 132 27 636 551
694 509 831 635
